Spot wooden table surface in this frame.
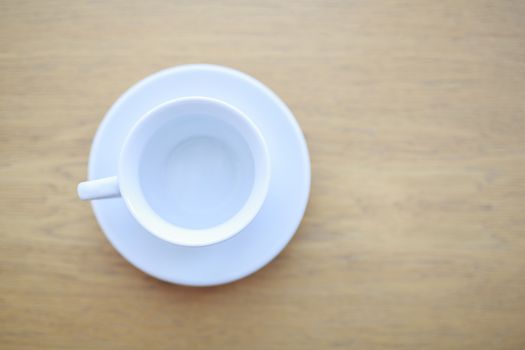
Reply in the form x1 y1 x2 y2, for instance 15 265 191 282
2 1 525 349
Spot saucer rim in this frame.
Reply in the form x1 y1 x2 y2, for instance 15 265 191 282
89 64 311 286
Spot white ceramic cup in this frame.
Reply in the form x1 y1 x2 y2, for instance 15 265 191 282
78 97 271 246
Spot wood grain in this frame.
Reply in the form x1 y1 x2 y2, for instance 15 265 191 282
1 1 525 349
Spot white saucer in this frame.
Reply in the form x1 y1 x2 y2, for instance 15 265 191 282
89 64 310 286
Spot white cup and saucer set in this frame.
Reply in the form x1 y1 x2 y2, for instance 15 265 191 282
77 64 310 286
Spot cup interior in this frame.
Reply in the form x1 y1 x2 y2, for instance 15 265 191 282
119 97 270 246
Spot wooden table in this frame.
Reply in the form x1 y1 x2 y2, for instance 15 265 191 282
2 1 525 349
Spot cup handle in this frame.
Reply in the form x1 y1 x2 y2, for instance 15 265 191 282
77 176 120 200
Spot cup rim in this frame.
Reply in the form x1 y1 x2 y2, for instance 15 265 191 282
118 96 271 247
